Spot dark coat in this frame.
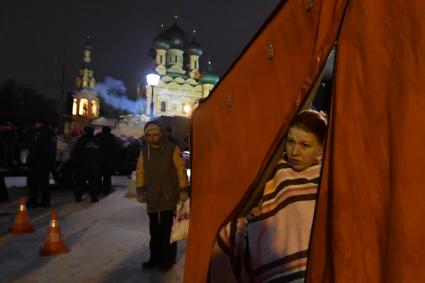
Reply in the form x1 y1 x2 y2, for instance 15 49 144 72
96 131 120 172
141 143 180 213
28 126 56 172
71 133 103 172
135 121 188 213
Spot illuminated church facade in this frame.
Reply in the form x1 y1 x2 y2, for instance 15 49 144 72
64 36 100 135
143 19 219 118
64 21 219 136
72 36 99 120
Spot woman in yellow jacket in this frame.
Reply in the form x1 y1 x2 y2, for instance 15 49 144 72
136 121 188 272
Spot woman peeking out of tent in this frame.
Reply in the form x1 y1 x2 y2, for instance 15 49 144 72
209 109 327 283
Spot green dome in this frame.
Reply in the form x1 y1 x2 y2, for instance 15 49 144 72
154 31 170 49
153 25 170 49
200 72 219 85
187 37 203 56
163 22 188 49
200 61 219 84
83 35 93 50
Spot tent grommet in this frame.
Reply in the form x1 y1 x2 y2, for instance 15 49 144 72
306 0 314 11
267 41 274 59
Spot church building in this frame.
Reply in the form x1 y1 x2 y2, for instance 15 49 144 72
72 36 99 120
64 36 100 134
145 19 219 118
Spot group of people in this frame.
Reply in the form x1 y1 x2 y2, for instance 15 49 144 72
22 109 327 279
24 118 191 273
26 120 120 207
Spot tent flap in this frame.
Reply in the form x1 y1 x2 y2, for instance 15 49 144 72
185 0 347 281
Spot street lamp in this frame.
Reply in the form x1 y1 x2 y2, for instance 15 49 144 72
146 73 160 119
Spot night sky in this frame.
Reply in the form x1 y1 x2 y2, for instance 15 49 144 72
1 0 280 101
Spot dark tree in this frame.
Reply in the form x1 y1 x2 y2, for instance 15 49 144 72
0 79 59 127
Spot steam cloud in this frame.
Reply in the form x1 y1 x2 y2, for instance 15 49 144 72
94 77 144 114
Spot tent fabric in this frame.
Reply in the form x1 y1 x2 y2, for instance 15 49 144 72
184 0 347 282
307 0 425 282
186 0 425 281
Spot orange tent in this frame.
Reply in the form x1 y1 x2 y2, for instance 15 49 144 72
185 0 425 282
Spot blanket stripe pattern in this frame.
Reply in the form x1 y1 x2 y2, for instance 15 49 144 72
210 159 321 283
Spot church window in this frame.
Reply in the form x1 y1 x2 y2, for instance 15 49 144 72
160 101 166 112
72 98 78 115
91 100 97 116
79 99 88 115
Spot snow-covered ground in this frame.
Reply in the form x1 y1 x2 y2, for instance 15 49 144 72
0 176 186 283
4 176 27 188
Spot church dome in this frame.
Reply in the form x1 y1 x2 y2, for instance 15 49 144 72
200 61 219 85
187 37 203 56
163 22 188 49
154 31 170 50
200 72 219 85
83 35 93 50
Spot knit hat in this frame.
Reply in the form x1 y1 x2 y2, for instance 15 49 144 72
144 123 161 136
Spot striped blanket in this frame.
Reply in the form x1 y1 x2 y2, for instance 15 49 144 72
209 159 321 283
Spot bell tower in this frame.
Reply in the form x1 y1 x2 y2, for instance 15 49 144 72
67 35 100 134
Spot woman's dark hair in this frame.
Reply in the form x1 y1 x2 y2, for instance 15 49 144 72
290 110 328 144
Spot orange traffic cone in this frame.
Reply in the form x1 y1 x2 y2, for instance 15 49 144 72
10 197 34 234
39 209 69 256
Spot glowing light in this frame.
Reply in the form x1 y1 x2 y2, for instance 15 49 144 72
79 99 88 115
186 169 191 181
91 100 97 116
146 73 160 86
183 104 192 114
72 99 78 115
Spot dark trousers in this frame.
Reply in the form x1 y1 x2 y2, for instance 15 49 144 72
58 161 75 191
0 173 9 203
73 170 99 201
148 210 177 266
27 169 50 205
100 173 112 195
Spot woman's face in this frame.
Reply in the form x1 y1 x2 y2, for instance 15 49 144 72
286 127 323 171
145 131 161 147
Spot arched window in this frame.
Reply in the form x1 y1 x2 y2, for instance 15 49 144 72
72 98 78 115
160 101 166 112
79 99 88 115
91 100 97 116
